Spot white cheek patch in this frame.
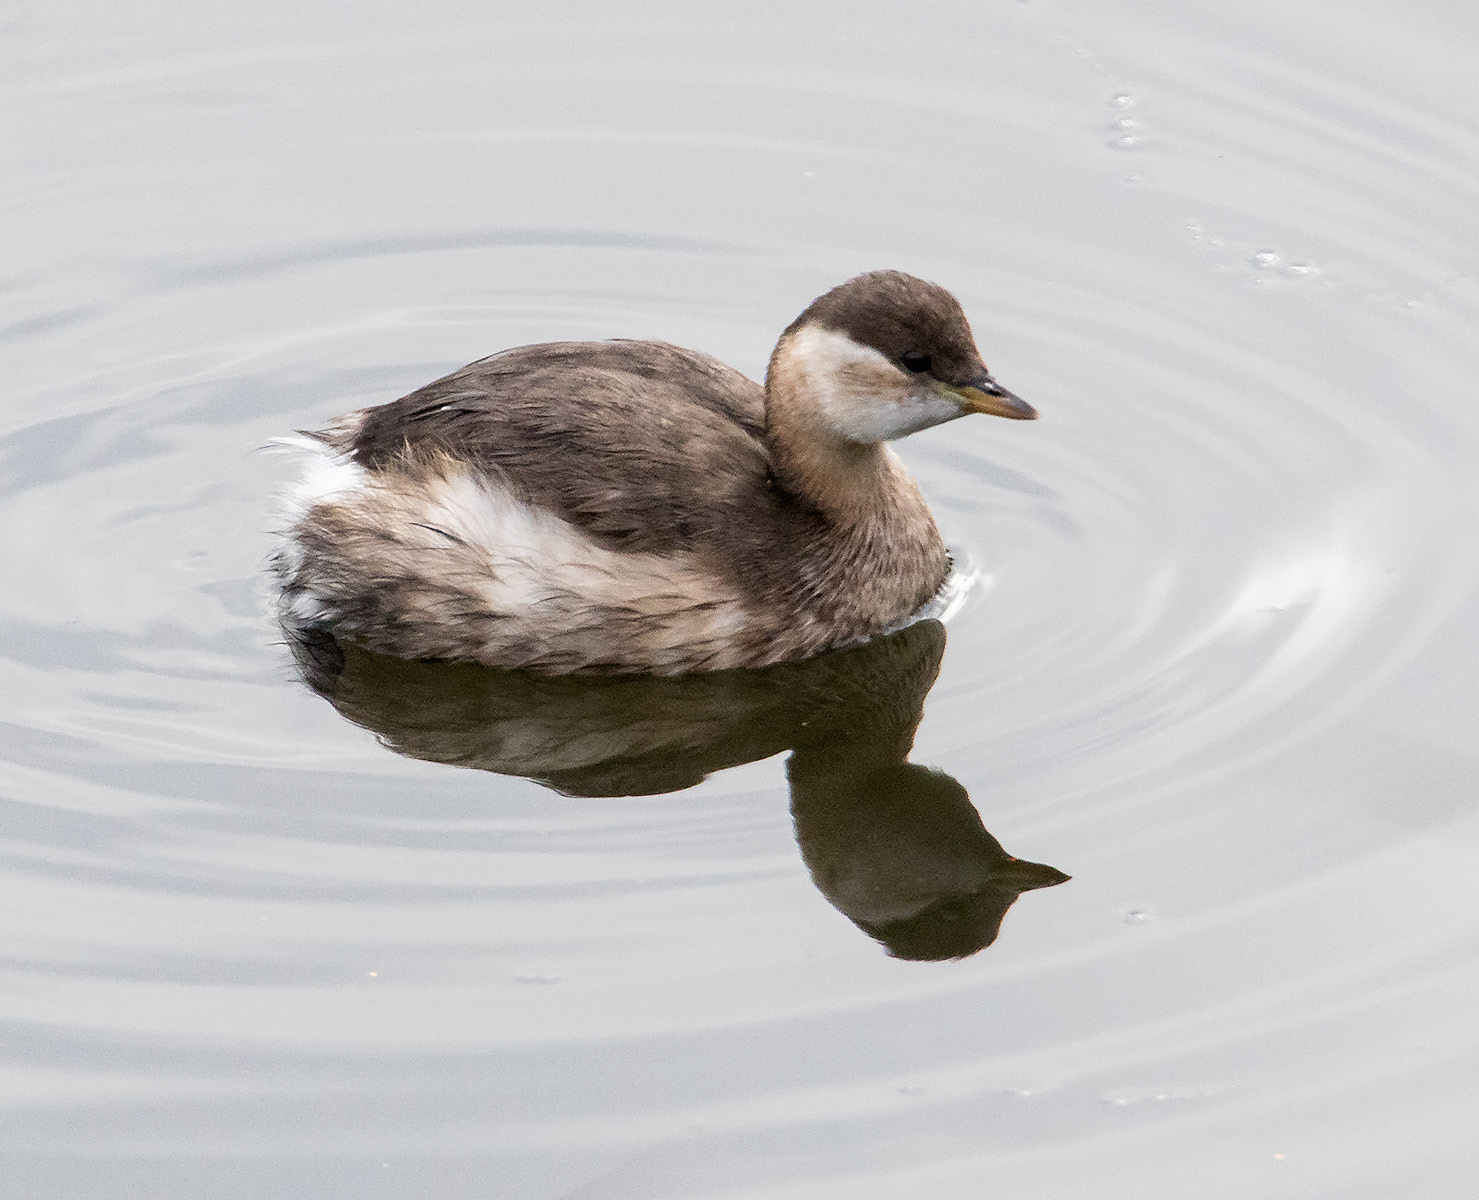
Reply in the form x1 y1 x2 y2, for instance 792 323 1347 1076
787 325 963 443
874 389 968 439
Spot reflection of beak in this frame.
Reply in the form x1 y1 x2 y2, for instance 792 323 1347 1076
989 856 1071 892
944 373 1038 420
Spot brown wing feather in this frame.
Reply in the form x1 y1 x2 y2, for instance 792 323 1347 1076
343 340 772 555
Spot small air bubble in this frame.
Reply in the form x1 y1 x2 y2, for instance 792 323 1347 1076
514 972 561 985
1109 135 1144 150
1282 261 1314 277
1123 909 1152 925
1110 92 1135 108
1251 250 1280 269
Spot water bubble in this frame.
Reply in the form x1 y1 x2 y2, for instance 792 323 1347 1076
1104 1086 1207 1108
1109 135 1144 151
1110 92 1135 108
1251 249 1281 269
1282 261 1313 276
1123 908 1153 924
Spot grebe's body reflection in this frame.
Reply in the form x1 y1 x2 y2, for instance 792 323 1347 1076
289 619 1066 959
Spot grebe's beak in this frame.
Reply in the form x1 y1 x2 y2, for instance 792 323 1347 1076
947 373 1038 420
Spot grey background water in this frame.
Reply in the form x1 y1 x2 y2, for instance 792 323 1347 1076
3 1 1478 1196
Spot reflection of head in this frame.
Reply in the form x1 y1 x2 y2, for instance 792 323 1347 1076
285 617 1067 959
790 761 1068 961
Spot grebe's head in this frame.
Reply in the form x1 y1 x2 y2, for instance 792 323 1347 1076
767 270 1036 443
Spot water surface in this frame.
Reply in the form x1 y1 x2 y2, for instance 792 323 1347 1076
3 1 1478 1196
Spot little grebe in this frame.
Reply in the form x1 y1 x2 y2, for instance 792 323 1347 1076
274 270 1036 673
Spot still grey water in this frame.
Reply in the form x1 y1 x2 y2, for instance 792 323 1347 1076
3 1 1478 1196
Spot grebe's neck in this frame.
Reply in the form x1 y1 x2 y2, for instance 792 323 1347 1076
764 327 911 526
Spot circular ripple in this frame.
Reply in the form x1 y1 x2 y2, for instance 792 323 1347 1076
3 4 1478 1195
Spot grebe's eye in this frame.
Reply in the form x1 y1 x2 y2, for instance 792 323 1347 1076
900 351 931 374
